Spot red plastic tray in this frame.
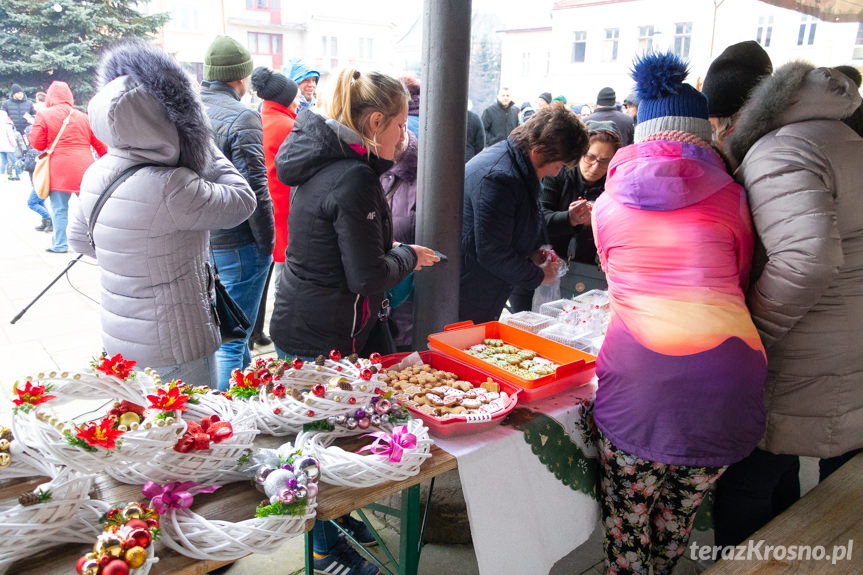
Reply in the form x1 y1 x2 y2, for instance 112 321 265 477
427 321 596 402
379 350 520 437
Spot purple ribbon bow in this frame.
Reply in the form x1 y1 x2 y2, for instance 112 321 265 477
142 481 221 514
357 425 417 462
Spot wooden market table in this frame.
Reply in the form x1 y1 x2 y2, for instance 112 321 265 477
4 444 456 575
703 451 863 574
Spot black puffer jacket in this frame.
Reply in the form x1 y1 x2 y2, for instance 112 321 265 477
270 108 418 357
2 95 36 135
200 81 274 254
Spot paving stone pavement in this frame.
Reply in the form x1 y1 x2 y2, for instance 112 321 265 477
0 176 818 575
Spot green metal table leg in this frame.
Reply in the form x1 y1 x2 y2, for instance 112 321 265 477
305 530 314 575
398 484 421 575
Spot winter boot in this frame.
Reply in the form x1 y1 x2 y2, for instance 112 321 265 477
35 217 51 231
43 218 53 233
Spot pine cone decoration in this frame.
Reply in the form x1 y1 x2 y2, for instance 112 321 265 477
348 353 359 364
315 355 326 366
18 492 40 506
338 381 353 391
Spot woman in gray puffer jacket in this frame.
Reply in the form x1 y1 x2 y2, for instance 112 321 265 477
67 40 256 386
713 62 863 547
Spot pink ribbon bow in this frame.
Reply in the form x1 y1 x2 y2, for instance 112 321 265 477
357 425 417 462
142 481 221 514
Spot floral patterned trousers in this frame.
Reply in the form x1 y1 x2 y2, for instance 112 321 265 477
598 433 726 575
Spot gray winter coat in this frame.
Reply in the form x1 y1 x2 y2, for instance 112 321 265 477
67 42 256 370
727 63 863 458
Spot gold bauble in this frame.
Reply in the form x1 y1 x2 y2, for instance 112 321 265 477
0 438 10 451
0 453 11 468
154 419 165 427
165 416 175 426
118 411 140 427
125 545 148 568
333 395 341 403
60 371 68 378
81 558 100 575
123 503 144 519
129 422 139 431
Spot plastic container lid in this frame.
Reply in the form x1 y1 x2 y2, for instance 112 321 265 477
538 298 578 318
538 322 593 348
502 311 555 333
574 289 610 310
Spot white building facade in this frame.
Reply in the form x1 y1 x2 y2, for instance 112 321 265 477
499 0 862 107
140 0 404 87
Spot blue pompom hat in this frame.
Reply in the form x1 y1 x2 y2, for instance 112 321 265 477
632 52 712 143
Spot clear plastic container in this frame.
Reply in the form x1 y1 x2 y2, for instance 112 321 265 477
574 289 610 311
538 322 593 348
538 298 579 318
502 311 555 333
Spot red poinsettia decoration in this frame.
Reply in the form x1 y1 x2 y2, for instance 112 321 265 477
146 385 190 412
93 353 137 380
75 417 125 449
12 381 55 412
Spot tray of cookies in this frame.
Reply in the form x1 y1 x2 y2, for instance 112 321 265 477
427 321 596 401
377 350 520 437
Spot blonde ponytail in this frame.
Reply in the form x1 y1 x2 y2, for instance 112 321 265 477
323 67 409 153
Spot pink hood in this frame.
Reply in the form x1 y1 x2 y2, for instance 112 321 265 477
604 140 734 212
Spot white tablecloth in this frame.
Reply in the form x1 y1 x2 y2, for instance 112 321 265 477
435 379 599 575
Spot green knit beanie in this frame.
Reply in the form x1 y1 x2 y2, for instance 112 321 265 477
204 35 254 82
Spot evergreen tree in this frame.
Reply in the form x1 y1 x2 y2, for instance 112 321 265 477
469 34 501 114
0 0 168 102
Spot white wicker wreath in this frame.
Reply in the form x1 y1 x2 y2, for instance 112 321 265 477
155 444 319 561
0 468 110 571
159 502 314 561
106 394 258 485
11 403 182 476
0 429 55 481
29 354 157 407
295 418 433 488
248 354 385 436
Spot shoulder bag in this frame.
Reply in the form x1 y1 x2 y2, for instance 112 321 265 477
33 109 74 199
210 256 251 344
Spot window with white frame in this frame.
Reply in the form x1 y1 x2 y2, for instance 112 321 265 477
521 51 531 76
798 15 817 46
638 25 655 53
248 32 282 55
321 36 338 57
854 23 863 59
572 31 587 63
246 0 279 9
358 38 374 60
169 5 199 31
673 22 692 58
756 15 774 47
603 28 619 62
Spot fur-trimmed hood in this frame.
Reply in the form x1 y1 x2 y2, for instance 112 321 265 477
727 61 861 165
89 39 212 174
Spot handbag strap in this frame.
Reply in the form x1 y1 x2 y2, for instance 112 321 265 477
46 110 74 156
87 164 157 248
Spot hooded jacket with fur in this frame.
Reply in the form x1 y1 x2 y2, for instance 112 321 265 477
726 62 863 458
67 40 256 370
269 108 417 357
28 81 107 194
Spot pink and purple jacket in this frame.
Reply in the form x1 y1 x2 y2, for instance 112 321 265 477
592 139 767 467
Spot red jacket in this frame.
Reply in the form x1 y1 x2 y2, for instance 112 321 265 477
29 81 107 194
261 100 296 262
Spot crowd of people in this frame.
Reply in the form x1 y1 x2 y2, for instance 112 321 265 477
4 33 862 575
